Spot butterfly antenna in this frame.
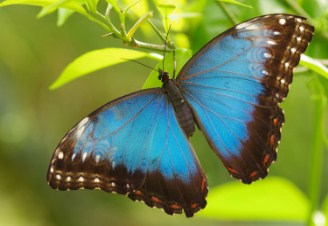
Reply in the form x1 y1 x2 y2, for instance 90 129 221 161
173 48 176 79
121 58 160 73
162 24 172 74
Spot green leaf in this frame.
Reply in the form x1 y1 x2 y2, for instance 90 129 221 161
85 0 98 13
122 0 149 17
200 177 310 221
50 48 158 90
323 194 328 226
57 8 75 26
37 0 87 18
157 3 176 33
106 0 120 13
301 55 328 80
169 12 201 21
0 0 48 7
0 0 87 16
216 0 252 8
142 48 192 89
86 0 97 11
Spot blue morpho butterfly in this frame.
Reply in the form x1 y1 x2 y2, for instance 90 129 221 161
47 14 314 217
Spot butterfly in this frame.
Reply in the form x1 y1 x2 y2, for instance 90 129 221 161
47 14 314 217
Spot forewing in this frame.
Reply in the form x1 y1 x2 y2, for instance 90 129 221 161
177 14 314 183
47 89 207 217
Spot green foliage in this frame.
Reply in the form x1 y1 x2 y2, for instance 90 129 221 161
201 177 309 221
301 55 328 80
0 0 327 225
49 48 159 89
216 0 252 9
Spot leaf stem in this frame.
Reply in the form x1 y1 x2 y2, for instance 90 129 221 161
307 77 326 226
127 11 153 39
91 11 121 37
216 1 238 25
131 39 175 52
285 0 315 25
147 19 166 43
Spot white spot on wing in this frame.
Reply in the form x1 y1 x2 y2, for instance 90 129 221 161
58 151 64 160
264 52 272 58
71 153 77 161
267 40 276 45
75 117 89 139
290 47 296 54
284 62 290 68
236 21 250 30
94 178 100 183
273 31 281 36
275 93 280 98
248 24 260 30
279 18 286 25
56 174 61 180
66 176 71 182
78 117 89 128
95 155 100 163
78 176 84 182
75 127 84 139
281 79 286 85
262 70 269 76
82 152 87 162
296 37 302 43
295 18 302 23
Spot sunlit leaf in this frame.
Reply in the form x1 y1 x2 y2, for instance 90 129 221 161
200 177 310 221
38 0 71 18
169 12 201 21
157 3 176 32
122 0 149 17
174 33 190 49
85 0 98 12
50 48 159 90
216 0 252 8
0 0 87 16
106 0 120 12
301 55 328 80
322 194 328 226
57 8 75 26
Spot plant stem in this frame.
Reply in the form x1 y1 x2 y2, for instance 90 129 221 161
286 0 315 25
216 1 237 25
147 19 166 43
307 77 326 226
132 39 174 52
90 11 121 37
127 11 153 39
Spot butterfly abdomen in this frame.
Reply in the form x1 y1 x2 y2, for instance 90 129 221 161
163 80 195 137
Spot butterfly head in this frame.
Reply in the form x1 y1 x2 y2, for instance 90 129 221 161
158 69 170 83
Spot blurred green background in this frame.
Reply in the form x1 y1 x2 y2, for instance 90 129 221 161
0 0 327 225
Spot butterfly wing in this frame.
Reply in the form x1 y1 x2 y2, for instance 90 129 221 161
176 14 314 183
47 89 207 217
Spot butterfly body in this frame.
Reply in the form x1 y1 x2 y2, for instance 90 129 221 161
48 14 314 217
160 70 196 136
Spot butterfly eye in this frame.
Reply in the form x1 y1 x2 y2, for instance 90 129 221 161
158 71 169 82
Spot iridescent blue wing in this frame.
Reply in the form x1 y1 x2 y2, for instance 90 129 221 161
176 14 314 183
47 89 207 217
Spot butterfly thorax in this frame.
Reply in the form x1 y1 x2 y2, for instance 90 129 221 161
159 70 195 137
